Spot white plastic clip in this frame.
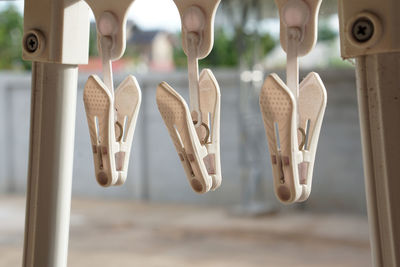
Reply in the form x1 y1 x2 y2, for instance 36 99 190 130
83 1 141 187
259 0 327 203
156 0 221 194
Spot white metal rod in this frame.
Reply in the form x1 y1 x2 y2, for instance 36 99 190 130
286 32 299 99
355 53 400 267
187 33 201 125
23 62 78 267
355 56 382 267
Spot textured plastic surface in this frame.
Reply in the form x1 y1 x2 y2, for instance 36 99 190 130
114 76 142 185
260 74 301 203
83 75 141 187
83 75 116 186
297 72 327 201
156 69 221 193
338 0 400 58
259 72 326 203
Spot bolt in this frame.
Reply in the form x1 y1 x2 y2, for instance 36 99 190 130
25 34 39 53
352 18 374 43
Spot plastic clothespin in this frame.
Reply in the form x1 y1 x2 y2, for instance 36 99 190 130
156 0 221 194
259 0 327 203
83 0 141 187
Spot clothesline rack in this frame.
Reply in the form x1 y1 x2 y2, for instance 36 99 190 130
20 0 400 266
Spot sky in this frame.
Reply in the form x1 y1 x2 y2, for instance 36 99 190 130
0 0 182 31
0 0 338 36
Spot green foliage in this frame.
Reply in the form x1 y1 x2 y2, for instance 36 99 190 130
88 24 98 57
201 28 238 67
234 28 276 68
260 34 276 57
329 57 355 69
173 45 187 68
173 28 276 69
318 20 338 42
0 4 30 70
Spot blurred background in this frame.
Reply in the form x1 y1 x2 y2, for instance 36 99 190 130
0 0 371 266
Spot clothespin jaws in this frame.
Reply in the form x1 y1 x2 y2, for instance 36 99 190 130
83 0 141 187
156 0 221 193
260 0 327 203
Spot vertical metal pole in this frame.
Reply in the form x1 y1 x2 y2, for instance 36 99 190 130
338 1 400 264
139 81 149 200
355 53 400 267
23 62 78 267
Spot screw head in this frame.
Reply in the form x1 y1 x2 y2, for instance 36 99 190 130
25 34 39 53
352 18 374 43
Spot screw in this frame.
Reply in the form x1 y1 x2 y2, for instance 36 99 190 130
25 34 39 53
352 18 374 43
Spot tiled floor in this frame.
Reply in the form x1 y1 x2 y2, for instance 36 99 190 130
0 196 371 267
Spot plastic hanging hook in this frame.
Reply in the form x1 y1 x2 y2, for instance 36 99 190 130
283 0 310 98
156 0 222 194
259 0 327 203
183 6 206 127
98 11 118 92
83 0 141 187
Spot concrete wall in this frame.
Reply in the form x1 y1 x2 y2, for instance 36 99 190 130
0 69 366 213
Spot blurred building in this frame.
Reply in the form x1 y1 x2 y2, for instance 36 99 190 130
127 24 175 72
80 22 175 73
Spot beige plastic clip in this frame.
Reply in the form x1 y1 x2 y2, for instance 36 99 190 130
259 0 327 204
83 1 141 187
156 0 221 194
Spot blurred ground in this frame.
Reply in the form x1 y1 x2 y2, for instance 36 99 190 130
0 196 371 267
